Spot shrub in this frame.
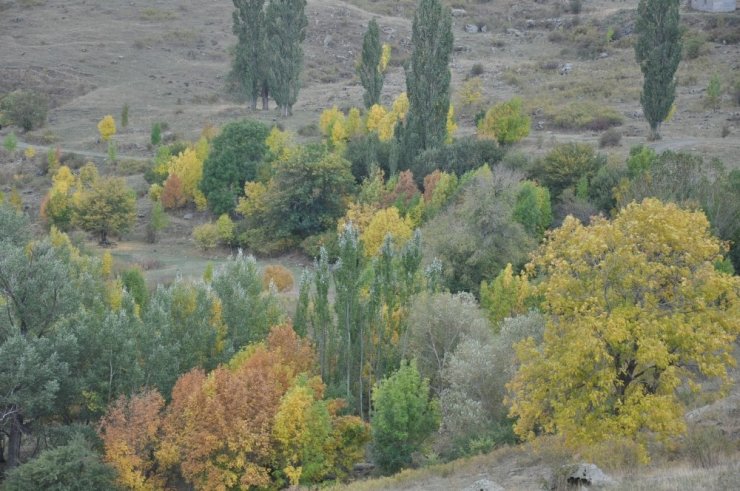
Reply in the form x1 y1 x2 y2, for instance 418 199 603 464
121 103 129 128
477 98 531 146
683 32 705 60
3 131 17 153
706 74 721 110
371 360 440 474
97 115 116 142
551 101 623 131
411 136 504 184
513 181 552 238
160 174 186 209
215 213 235 245
121 267 148 307
192 222 220 250
0 90 49 131
470 63 484 77
262 264 294 292
533 142 605 197
150 122 162 146
568 0 582 14
599 128 622 147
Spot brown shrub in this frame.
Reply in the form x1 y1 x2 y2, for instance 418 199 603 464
160 174 186 209
262 265 294 292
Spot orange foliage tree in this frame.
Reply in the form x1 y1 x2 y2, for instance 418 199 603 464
99 325 369 490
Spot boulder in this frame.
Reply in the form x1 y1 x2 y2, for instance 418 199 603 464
451 8 467 17
567 464 615 487
465 24 478 34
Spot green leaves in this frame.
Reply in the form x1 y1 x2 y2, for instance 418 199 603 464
358 19 384 108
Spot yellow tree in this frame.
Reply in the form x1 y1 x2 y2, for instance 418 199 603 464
97 115 117 142
477 98 530 146
362 207 413 256
167 148 205 208
508 199 740 454
365 104 387 134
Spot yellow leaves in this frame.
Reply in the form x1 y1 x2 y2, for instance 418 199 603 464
458 76 483 108
266 126 295 162
508 198 740 456
97 115 116 141
52 165 76 194
346 107 364 137
101 251 114 279
446 104 458 144
24 146 36 159
365 104 387 133
167 148 203 204
361 207 413 257
391 92 409 122
106 279 124 311
236 181 268 218
379 43 392 73
477 97 530 145
319 106 345 135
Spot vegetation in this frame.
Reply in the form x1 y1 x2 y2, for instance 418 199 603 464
74 176 137 245
231 0 269 110
357 19 384 108
477 98 531 146
266 0 308 117
635 0 682 140
508 199 739 456
0 90 49 131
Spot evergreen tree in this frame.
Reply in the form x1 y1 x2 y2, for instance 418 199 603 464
266 0 307 117
357 19 384 109
402 0 453 165
634 0 681 140
231 0 269 110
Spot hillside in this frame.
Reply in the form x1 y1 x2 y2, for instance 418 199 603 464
1 0 739 489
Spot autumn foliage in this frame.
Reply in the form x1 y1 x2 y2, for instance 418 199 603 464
99 325 369 490
262 264 295 292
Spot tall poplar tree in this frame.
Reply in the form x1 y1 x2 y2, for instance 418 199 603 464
402 0 453 163
357 19 383 109
266 0 307 117
231 0 269 110
634 0 682 140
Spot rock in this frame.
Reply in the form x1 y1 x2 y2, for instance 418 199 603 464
323 35 333 48
451 8 467 17
599 52 609 58
560 63 573 75
183 213 193 220
686 393 740 441
480 24 488 33
526 19 536 28
463 478 504 491
506 28 524 37
567 464 615 487
465 24 478 33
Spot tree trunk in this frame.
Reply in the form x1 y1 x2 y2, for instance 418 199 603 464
7 413 23 468
250 96 258 111
261 86 269 111
100 229 109 246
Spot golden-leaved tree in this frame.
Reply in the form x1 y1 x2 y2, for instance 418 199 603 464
507 199 740 455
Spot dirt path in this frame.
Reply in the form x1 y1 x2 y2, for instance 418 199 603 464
13 139 148 164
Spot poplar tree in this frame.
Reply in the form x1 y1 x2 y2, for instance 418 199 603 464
266 0 307 117
402 0 453 163
231 0 269 110
357 19 383 109
634 0 682 140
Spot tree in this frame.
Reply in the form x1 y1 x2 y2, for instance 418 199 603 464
402 0 453 159
634 0 681 140
97 115 116 142
507 199 740 453
0 90 48 131
357 19 384 108
371 360 439 474
533 142 605 198
266 0 307 117
232 0 269 110
477 98 531 146
3 435 119 491
200 119 269 214
74 177 136 245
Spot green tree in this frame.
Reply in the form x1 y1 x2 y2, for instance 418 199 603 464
513 181 552 238
121 103 129 128
74 177 136 245
146 201 169 243
634 0 682 140
266 0 307 117
0 90 49 131
706 74 721 111
121 268 148 308
533 142 605 198
508 199 740 454
200 119 270 214
3 435 119 491
261 144 354 239
371 360 439 474
150 122 162 146
402 0 453 159
357 19 384 109
232 0 269 110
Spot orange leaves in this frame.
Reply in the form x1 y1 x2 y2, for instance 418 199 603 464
99 325 367 489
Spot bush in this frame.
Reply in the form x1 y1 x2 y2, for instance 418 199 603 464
551 101 623 131
121 267 148 307
262 264 294 292
150 122 162 146
3 131 17 153
193 222 220 250
160 174 186 209
371 360 440 474
469 63 484 77
533 142 606 197
344 133 394 182
477 98 531 146
683 32 706 60
411 137 504 184
568 0 582 14
0 90 49 131
599 128 622 148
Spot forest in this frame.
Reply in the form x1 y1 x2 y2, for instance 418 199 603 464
1 0 739 489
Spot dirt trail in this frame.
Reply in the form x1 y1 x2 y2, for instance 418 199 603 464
13 139 148 164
